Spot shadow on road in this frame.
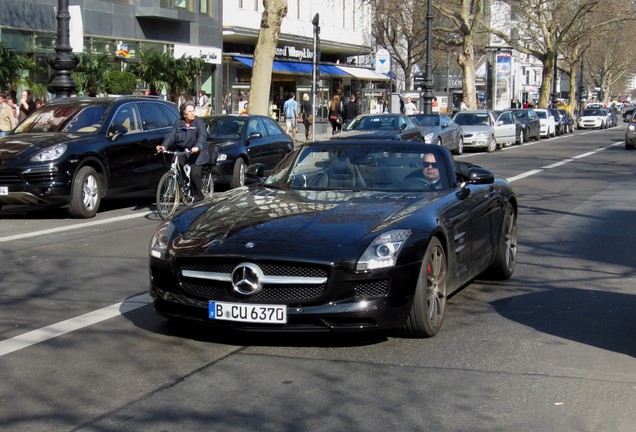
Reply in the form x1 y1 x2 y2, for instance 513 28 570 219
491 288 636 358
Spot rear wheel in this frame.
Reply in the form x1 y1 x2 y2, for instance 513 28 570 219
68 166 101 218
516 129 524 144
400 237 447 338
484 202 517 280
201 168 214 198
156 172 180 220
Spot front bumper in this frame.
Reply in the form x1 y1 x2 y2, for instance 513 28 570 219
462 136 493 149
0 165 73 206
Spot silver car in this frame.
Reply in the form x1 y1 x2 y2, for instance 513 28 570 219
453 110 516 152
626 111 636 150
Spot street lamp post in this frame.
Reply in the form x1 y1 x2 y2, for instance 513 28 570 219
311 13 320 141
48 0 78 98
551 51 559 107
422 0 435 114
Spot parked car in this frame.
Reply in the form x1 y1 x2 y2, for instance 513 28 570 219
548 108 566 135
493 110 523 146
503 108 541 141
577 108 607 129
0 95 179 217
335 113 425 142
625 111 636 150
557 109 575 133
149 140 518 338
534 109 556 138
452 110 514 152
410 113 464 155
623 105 635 122
200 115 294 188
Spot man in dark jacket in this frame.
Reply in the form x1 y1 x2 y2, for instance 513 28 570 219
342 94 361 129
156 102 210 202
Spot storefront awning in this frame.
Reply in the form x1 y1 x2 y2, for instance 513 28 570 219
233 56 350 76
336 65 390 81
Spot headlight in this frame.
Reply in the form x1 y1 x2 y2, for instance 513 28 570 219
149 220 176 261
424 132 434 143
217 153 227 162
629 124 636 131
356 229 411 271
31 144 67 162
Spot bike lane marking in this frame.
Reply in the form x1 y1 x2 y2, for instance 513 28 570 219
0 212 150 242
0 293 151 357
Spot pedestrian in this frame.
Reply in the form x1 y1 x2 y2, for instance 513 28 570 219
155 102 210 203
224 91 232 114
383 98 390 113
0 93 18 136
20 90 37 119
328 94 343 135
342 94 360 129
198 91 208 108
432 97 439 113
283 93 299 140
460 97 469 111
300 93 312 141
404 97 418 115
7 97 20 124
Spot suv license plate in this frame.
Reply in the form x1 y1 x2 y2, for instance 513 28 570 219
209 301 287 324
0 186 7 195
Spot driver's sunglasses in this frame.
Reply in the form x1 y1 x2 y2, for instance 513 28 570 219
423 162 438 169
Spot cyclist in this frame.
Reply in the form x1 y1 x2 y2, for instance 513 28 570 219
156 102 209 202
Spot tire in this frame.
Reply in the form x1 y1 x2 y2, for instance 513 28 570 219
452 137 463 155
486 137 496 152
68 166 101 218
400 237 447 338
516 129 524 144
484 202 517 280
534 127 541 141
201 167 214 198
156 172 180 220
231 158 246 188
523 128 529 142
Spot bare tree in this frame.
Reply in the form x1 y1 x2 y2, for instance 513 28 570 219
433 0 487 109
370 0 428 91
249 0 288 115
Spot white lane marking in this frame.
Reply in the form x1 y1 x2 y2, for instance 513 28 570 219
0 293 151 357
506 142 623 183
0 212 152 242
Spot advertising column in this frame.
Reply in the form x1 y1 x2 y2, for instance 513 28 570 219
495 51 511 110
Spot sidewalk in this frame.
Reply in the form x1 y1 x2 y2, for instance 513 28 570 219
291 121 334 145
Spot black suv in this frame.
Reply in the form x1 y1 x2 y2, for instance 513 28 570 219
0 95 178 217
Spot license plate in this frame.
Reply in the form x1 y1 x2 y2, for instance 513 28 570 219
0 186 7 195
209 301 287 324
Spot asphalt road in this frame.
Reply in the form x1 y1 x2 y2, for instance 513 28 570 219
1 124 635 431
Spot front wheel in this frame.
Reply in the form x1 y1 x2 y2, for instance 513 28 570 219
400 237 447 338
452 137 463 155
156 172 180 220
484 202 517 280
486 137 497 152
231 158 246 188
516 129 524 144
68 166 101 218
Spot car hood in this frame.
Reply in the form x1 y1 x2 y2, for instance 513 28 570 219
172 186 439 254
0 132 89 161
336 130 400 139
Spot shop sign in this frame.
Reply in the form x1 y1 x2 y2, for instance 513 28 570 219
116 41 131 58
275 46 313 60
173 44 222 64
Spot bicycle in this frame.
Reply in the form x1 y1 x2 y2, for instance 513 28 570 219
155 150 214 220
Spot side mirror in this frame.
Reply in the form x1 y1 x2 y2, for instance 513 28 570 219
466 167 495 185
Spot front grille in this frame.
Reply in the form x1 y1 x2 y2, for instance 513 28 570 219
354 279 389 299
0 171 21 184
178 259 330 304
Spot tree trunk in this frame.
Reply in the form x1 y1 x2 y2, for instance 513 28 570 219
248 0 288 115
537 52 554 108
459 36 477 109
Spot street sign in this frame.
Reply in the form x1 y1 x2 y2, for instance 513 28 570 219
375 48 390 74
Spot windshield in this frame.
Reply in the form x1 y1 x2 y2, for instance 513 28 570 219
264 143 449 192
347 115 401 131
583 109 604 116
411 114 439 127
536 111 547 119
204 117 246 139
14 104 108 133
454 113 491 126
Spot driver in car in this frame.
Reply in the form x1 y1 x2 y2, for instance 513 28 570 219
421 153 443 189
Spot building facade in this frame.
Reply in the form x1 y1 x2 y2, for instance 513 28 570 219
0 0 223 110
222 0 389 121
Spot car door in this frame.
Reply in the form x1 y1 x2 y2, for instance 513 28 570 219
526 109 541 137
494 111 516 144
104 102 152 191
244 117 290 172
262 117 294 168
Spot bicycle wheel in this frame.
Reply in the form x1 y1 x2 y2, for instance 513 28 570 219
201 168 214 198
156 172 180 220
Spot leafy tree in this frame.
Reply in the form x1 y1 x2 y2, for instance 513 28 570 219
249 0 288 115
72 51 115 96
103 70 138 95
0 41 30 93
